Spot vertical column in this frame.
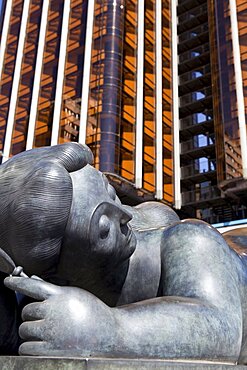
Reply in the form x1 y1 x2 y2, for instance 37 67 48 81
99 0 125 173
155 0 163 200
229 0 247 179
0 0 12 79
135 0 145 188
2 0 31 163
79 0 96 144
50 0 71 146
171 0 181 208
26 0 50 150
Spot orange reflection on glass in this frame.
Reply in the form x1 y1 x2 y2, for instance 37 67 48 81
33 0 64 147
10 0 43 156
0 0 23 156
59 0 87 144
119 0 138 182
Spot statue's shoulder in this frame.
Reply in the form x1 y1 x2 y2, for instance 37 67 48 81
125 202 180 232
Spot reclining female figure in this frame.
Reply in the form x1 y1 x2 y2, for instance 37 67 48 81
0 143 246 363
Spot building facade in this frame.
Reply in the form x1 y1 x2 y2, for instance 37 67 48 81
0 0 247 222
0 0 173 206
178 0 247 222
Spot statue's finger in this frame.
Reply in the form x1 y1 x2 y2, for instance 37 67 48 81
19 341 51 356
19 321 44 341
22 302 46 321
4 276 62 301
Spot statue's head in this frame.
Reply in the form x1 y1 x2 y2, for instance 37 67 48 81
58 164 136 284
0 143 136 283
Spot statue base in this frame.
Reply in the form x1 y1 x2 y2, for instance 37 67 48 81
0 357 246 370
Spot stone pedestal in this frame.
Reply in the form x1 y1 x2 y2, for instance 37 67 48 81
0 357 246 370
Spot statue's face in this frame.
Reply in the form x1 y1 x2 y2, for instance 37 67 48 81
86 167 136 264
88 199 136 264
59 165 136 282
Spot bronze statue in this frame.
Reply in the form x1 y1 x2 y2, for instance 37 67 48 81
0 143 246 363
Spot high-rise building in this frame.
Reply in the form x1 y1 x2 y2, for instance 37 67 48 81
178 0 247 223
0 0 247 223
0 0 173 207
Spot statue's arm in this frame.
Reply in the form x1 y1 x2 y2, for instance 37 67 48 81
156 220 242 361
4 219 243 363
112 220 242 362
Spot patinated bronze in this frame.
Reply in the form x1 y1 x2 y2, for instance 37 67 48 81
0 143 247 363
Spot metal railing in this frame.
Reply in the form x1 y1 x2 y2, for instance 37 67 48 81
181 134 215 152
182 185 221 205
180 116 213 130
181 159 216 178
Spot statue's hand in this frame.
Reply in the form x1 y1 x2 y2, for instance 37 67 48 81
4 276 116 357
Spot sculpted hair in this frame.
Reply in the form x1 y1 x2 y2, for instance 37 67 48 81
0 143 93 277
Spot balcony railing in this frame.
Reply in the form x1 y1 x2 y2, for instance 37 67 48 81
181 134 215 152
180 116 213 130
182 185 221 205
179 87 212 106
181 159 216 178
